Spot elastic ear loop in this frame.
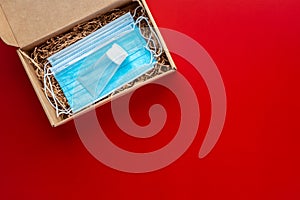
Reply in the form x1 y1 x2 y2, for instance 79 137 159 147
135 17 155 58
135 16 163 57
43 62 72 117
44 68 72 116
45 68 72 115
134 16 164 67
44 67 70 116
132 6 143 18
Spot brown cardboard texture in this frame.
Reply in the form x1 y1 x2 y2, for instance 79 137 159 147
0 0 131 48
0 0 177 127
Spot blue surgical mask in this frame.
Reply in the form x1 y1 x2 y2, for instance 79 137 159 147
47 13 156 114
48 12 134 71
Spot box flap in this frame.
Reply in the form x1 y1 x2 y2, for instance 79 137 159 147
0 4 17 46
0 0 129 48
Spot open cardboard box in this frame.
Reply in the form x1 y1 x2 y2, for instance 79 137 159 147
0 0 176 127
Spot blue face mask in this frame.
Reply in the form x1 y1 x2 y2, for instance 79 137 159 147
47 12 156 114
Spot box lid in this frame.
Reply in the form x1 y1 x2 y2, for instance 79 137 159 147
0 0 129 48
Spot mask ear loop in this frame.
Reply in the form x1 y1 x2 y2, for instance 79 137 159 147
135 16 163 56
43 62 72 117
132 6 143 18
134 15 163 67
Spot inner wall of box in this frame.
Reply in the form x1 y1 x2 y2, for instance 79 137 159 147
21 0 133 51
19 0 176 126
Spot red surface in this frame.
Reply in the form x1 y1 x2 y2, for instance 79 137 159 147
1 0 300 199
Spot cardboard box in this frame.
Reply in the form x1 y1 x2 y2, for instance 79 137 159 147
0 0 176 127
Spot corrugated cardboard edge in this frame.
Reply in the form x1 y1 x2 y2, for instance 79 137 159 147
0 4 18 47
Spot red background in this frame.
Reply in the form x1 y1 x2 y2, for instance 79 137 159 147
1 0 300 199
